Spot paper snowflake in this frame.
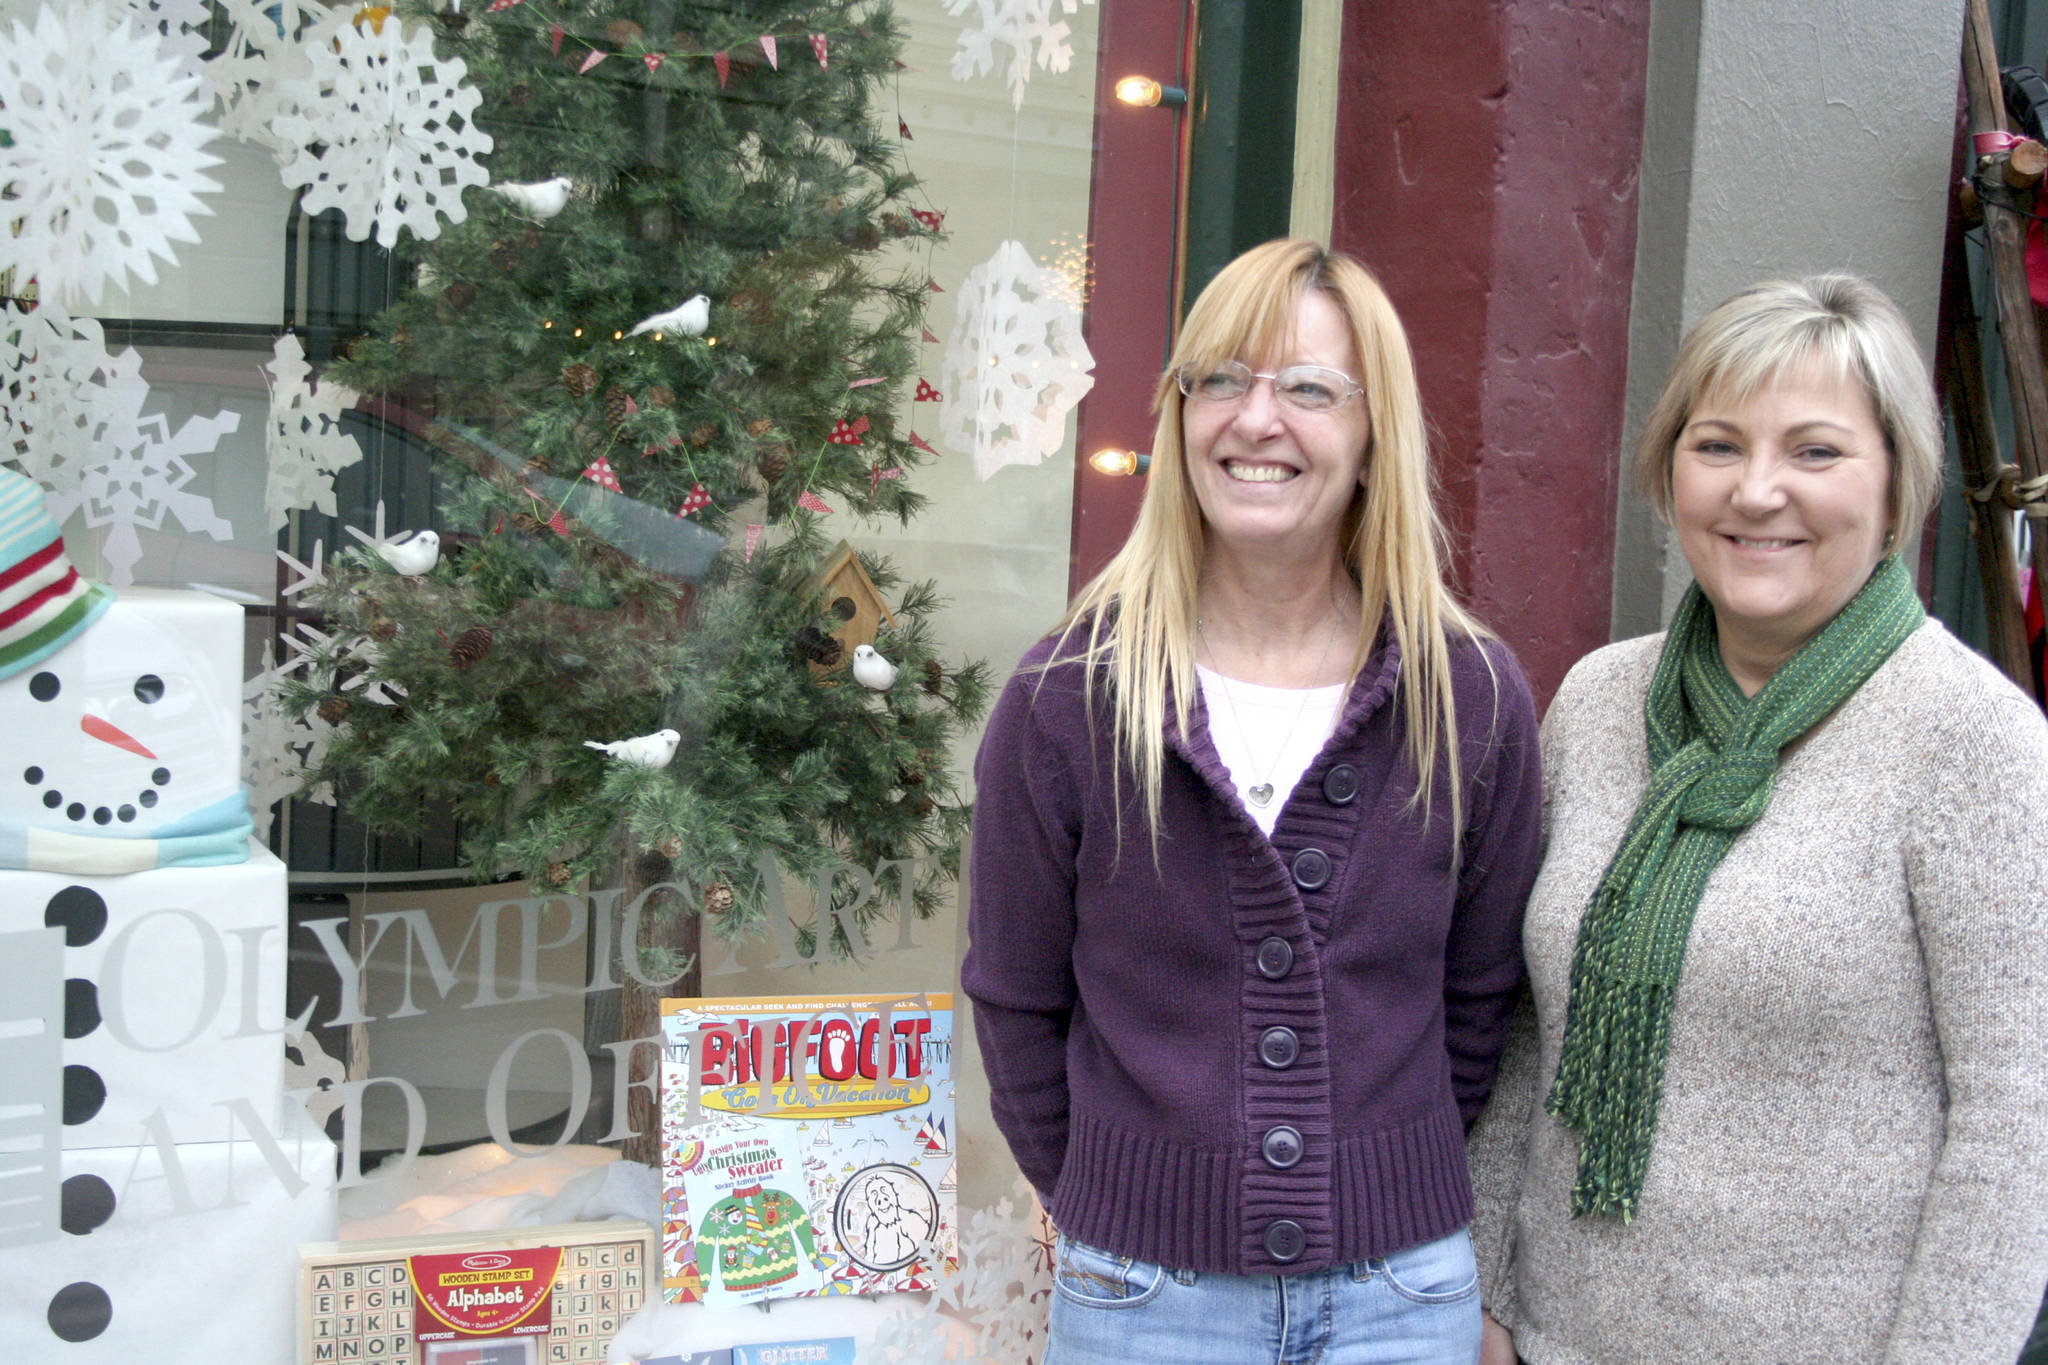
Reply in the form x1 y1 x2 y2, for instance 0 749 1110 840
113 0 212 83
0 0 224 307
201 0 339 153
945 0 1096 110
0 304 147 492
31 367 239 587
940 240 1096 480
271 16 493 248
243 639 334 840
868 1178 1053 1365
262 332 364 532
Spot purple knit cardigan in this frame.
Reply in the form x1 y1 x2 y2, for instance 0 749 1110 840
962 628 1542 1275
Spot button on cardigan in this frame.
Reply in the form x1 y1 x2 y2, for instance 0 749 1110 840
963 629 1543 1275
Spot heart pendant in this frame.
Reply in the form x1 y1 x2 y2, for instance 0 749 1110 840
1247 783 1275 807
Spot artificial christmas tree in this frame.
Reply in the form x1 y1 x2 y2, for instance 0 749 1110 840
275 0 989 1162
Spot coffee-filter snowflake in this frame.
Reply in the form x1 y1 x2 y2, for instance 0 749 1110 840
0 305 149 494
0 0 224 308
271 16 493 248
939 240 1096 481
262 333 365 532
203 0 344 154
946 0 1096 110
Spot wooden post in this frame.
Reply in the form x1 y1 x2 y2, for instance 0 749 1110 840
1961 0 2048 611
1939 206 2038 697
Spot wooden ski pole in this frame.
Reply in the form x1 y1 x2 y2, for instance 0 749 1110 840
1961 0 2048 615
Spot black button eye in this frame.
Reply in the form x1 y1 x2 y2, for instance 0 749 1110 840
133 675 164 703
29 671 59 701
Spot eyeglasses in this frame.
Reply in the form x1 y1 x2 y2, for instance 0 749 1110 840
1176 361 1365 413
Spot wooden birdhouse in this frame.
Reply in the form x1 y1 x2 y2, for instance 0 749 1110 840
811 540 897 669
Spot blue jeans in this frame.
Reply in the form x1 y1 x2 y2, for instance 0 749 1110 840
1045 1227 1481 1365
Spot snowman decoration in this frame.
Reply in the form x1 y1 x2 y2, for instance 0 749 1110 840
0 469 249 871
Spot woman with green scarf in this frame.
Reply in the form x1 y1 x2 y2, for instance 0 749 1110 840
1469 274 2048 1364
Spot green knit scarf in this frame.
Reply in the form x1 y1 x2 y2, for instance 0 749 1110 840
1546 555 1924 1221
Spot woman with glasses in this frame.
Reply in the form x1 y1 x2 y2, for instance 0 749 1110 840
963 238 1545 1363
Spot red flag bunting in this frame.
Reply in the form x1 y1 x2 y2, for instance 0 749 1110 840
522 486 569 535
714 50 730 86
848 376 885 388
913 378 941 402
827 415 870 445
644 53 665 74
907 431 938 456
810 33 828 68
579 49 608 73
550 22 563 54
921 327 940 345
760 35 778 68
869 464 902 495
485 0 522 10
898 117 914 140
743 523 766 560
582 455 622 491
927 280 943 293
912 209 944 231
677 483 711 517
797 490 834 515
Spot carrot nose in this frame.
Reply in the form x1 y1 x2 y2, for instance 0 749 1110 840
81 713 156 760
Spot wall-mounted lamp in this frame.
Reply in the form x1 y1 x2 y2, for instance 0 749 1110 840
1114 76 1188 110
1088 448 1152 477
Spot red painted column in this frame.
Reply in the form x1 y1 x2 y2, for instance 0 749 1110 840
1069 5 1192 595
1331 0 1652 706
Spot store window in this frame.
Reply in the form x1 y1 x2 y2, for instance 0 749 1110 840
0 0 1212 1359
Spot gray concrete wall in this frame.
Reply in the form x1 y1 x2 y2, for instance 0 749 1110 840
1612 0 1964 638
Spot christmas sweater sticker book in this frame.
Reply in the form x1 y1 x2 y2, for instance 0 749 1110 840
658 993 957 1305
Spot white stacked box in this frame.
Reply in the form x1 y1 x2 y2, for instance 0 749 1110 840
0 588 336 1355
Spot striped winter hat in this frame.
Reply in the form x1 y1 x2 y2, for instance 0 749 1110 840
0 467 111 681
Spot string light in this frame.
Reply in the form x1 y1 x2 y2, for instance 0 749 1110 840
572 326 584 337
542 319 553 329
1114 76 1186 109
1088 448 1150 477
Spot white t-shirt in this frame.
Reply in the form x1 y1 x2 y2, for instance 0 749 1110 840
1195 664 1347 836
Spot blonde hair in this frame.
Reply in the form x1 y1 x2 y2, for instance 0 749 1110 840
1634 273 1942 533
1053 238 1489 850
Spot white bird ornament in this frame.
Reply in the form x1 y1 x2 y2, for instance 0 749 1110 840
628 294 711 338
852 644 898 692
376 529 440 576
491 176 573 221
584 728 682 769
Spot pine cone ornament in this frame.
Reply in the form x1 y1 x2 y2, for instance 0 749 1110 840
603 387 633 432
923 657 945 694
794 625 843 666
647 384 675 409
757 449 789 484
562 362 598 398
442 279 475 312
367 616 399 642
523 455 552 478
545 861 572 887
730 289 770 324
605 17 644 45
449 626 493 668
657 833 685 860
844 220 883 252
702 882 736 916
437 7 469 34
882 213 912 237
317 696 352 726
689 423 716 449
746 418 775 438
491 239 523 273
507 82 534 107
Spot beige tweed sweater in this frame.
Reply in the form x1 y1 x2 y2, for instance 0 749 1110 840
1467 619 2048 1364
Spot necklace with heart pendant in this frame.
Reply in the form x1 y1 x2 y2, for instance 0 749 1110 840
1196 617 1339 814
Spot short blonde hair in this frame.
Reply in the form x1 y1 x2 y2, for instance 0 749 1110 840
1057 238 1488 849
1634 273 1942 533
